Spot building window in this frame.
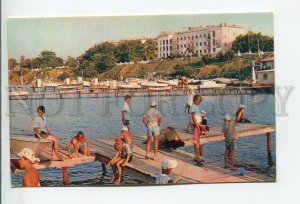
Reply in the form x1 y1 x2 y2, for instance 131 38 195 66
213 31 215 37
166 47 168 51
170 46 172 51
200 42 202 46
200 50 202 54
177 45 179 49
188 36 190 40
196 43 198 46
166 40 168 45
181 37 183 40
177 37 179 41
225 42 227 47
170 39 172 44
184 44 186 48
263 74 268 80
196 35 198 39
256 74 258 79
213 48 216 52
192 36 194 40
213 39 215 46
204 34 206 38
204 42 206 46
204 49 206 53
200 34 202 38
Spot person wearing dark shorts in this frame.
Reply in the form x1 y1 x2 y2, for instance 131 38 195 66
161 127 185 151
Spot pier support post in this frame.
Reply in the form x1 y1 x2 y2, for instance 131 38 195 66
62 167 69 186
267 132 273 166
101 163 107 173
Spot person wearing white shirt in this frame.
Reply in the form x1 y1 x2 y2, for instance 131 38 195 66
122 95 132 131
190 95 204 167
33 106 61 161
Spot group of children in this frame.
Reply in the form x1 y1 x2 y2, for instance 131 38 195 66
14 87 251 186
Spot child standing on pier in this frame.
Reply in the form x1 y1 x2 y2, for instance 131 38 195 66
122 95 132 131
222 114 238 170
184 86 195 131
143 100 163 160
14 148 41 187
155 159 181 184
108 141 133 185
190 95 205 167
67 131 91 159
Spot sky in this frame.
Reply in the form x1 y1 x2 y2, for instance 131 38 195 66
8 13 273 60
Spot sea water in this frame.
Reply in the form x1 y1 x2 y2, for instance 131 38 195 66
10 93 276 187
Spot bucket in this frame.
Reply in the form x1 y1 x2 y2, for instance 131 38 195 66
239 167 246 176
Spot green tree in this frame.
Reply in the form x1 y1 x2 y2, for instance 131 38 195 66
8 58 17 70
232 32 274 53
65 56 78 68
143 39 157 61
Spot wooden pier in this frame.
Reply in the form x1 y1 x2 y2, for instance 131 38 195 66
11 123 275 185
9 85 274 100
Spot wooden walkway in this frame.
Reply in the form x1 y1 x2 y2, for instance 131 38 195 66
11 123 275 185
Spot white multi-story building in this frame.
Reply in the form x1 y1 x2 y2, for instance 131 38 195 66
155 23 247 58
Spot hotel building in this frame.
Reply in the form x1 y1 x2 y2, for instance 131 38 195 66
155 23 247 58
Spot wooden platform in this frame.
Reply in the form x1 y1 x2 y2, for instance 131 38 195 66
11 123 275 185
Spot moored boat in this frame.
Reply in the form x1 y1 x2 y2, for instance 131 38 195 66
199 80 226 89
141 82 169 88
148 86 172 92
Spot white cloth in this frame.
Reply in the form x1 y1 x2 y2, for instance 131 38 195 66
155 174 171 184
187 92 195 106
190 103 202 124
143 108 162 128
33 116 48 133
122 102 131 121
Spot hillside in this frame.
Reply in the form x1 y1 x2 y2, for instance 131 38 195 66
98 54 258 80
9 54 259 84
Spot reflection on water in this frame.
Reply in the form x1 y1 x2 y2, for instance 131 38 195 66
10 94 276 187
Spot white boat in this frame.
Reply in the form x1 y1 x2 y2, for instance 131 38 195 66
82 81 91 87
10 134 51 158
141 82 169 88
117 84 142 89
199 80 226 89
212 78 238 85
9 91 28 97
157 79 179 87
188 79 202 85
148 86 172 92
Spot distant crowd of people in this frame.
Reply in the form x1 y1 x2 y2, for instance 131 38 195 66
13 85 251 186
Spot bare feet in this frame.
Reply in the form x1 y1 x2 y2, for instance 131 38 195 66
51 156 63 161
224 164 231 169
110 175 118 183
145 155 150 159
115 178 123 185
153 156 159 161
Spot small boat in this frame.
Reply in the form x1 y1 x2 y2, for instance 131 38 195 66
82 81 91 87
141 82 169 88
148 86 172 92
9 91 28 97
157 79 179 87
10 134 51 158
199 80 226 89
117 84 142 89
213 78 238 85
188 79 202 85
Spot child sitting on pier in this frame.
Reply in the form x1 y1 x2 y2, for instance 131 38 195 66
115 126 134 149
199 111 209 135
155 159 181 184
222 114 238 170
122 95 132 130
191 95 205 167
14 148 41 187
236 104 251 123
67 131 91 159
108 141 133 185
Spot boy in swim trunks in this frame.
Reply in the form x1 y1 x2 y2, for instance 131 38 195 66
67 131 91 159
108 141 133 185
115 126 134 149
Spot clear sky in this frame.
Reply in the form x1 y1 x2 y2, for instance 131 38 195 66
8 13 273 60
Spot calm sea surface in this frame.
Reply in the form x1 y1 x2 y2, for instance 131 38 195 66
10 93 276 187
